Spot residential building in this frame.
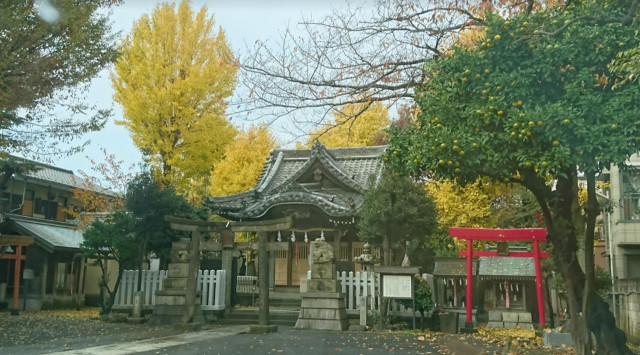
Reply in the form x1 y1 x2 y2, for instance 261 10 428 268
0 156 116 310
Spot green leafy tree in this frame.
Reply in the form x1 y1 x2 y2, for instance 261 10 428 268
0 0 120 158
358 171 438 267
399 275 434 330
125 171 201 271
387 2 639 353
610 47 640 87
81 211 138 315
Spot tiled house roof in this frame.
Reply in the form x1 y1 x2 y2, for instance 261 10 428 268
7 214 83 252
205 142 386 220
8 155 110 194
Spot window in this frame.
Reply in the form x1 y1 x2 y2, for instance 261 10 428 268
33 197 59 220
621 170 640 220
627 255 640 279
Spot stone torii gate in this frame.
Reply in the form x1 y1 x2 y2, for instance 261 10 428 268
161 215 293 332
449 227 549 330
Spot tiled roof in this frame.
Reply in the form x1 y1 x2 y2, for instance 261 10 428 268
206 142 386 220
478 257 535 278
7 214 83 252
8 155 109 194
433 258 477 276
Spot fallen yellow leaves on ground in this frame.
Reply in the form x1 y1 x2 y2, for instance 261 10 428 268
39 307 101 320
473 325 544 349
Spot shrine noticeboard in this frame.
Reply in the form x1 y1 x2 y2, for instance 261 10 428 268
375 266 421 330
382 274 412 299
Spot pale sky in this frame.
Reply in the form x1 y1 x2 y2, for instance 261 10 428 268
53 0 351 179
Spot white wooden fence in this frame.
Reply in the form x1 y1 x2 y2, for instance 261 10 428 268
197 270 226 311
113 270 226 311
114 270 166 308
308 271 434 315
113 269 431 316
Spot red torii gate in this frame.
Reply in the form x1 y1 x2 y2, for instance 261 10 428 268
0 235 34 311
449 227 549 329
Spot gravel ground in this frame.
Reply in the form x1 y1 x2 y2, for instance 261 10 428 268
0 307 582 355
0 308 184 354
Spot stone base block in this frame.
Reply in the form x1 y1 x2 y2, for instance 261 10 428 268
502 312 519 322
311 263 335 279
300 293 346 309
487 321 504 328
300 307 344 319
518 312 532 323
503 321 518 329
488 311 503 322
155 294 185 306
543 332 573 347
519 323 534 330
163 278 187 290
154 290 201 306
168 263 189 278
307 279 341 293
295 292 349 331
439 313 458 334
249 325 278 334
148 304 204 325
295 318 349 331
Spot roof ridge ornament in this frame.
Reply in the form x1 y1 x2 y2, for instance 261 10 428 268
311 140 325 152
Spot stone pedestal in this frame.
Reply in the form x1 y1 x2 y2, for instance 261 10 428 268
148 238 204 325
295 239 348 331
295 292 349 331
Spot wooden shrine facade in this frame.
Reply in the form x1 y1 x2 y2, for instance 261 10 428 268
205 142 386 287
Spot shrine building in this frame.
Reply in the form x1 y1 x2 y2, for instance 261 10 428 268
205 142 386 288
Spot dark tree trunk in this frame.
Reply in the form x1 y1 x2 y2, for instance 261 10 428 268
524 169 631 355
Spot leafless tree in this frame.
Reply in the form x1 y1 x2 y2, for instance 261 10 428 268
234 0 528 137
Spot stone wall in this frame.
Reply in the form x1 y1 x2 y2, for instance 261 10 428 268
616 279 640 344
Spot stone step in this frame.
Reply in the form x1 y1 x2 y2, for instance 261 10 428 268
219 309 300 327
262 297 302 308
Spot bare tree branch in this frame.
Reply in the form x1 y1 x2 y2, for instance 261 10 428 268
232 0 638 142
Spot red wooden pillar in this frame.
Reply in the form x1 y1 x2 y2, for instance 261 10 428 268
12 245 22 310
533 239 545 326
465 238 473 324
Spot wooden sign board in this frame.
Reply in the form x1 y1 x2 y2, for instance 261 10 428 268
382 274 413 299
0 235 34 246
497 241 509 256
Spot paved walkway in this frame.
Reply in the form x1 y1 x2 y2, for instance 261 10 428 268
0 309 573 355
43 326 497 355
46 325 250 355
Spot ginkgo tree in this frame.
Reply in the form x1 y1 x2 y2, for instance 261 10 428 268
301 101 389 148
209 124 278 196
386 2 640 353
111 0 237 197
